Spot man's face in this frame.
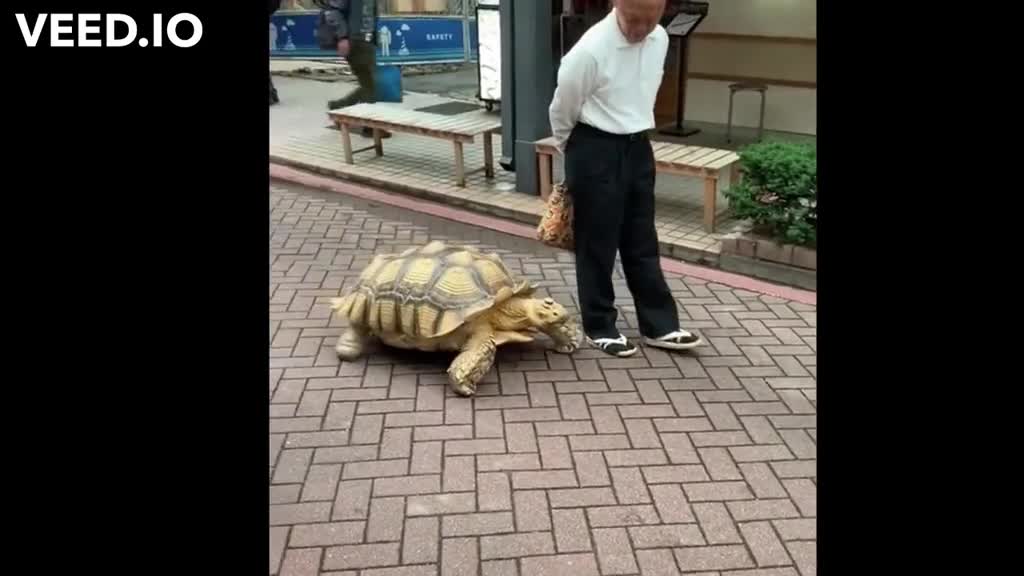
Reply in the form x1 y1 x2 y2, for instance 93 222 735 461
614 0 666 43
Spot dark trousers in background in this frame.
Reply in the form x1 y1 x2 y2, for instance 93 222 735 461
334 39 377 107
565 123 681 340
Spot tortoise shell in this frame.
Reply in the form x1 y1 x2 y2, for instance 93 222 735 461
336 241 534 339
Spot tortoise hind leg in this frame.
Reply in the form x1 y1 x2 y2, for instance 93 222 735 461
336 326 373 361
447 325 497 397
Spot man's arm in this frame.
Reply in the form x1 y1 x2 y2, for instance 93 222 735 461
548 49 598 152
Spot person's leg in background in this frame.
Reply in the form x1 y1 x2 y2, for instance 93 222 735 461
328 40 388 137
566 128 634 357
619 138 701 350
269 69 279 105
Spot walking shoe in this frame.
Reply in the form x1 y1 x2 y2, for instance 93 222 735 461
587 334 638 358
644 329 702 351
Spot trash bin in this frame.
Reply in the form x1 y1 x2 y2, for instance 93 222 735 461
375 65 403 103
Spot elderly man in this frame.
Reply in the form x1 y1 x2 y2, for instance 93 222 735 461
549 0 701 357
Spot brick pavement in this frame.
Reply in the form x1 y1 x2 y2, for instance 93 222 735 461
270 182 817 576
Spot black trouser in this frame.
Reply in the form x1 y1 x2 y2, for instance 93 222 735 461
335 39 377 107
565 123 680 340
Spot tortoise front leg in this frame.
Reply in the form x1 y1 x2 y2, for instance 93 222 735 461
447 324 496 397
335 325 373 361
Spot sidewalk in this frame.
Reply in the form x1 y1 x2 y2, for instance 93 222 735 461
269 179 817 576
269 76 742 265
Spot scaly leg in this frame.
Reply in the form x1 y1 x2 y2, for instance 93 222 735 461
335 325 373 361
447 324 497 397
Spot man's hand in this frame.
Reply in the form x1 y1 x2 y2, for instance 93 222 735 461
337 38 351 57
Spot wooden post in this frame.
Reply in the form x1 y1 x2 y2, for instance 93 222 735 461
453 141 466 187
373 128 384 157
340 123 354 165
483 132 495 178
538 152 553 200
703 176 717 233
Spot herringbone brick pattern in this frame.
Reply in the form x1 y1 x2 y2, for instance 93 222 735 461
269 183 817 576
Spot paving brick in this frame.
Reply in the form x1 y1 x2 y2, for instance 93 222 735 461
403 516 439 564
296 389 331 417
522 553 601 576
504 407 562 422
740 521 792 567
271 434 286 467
684 481 754 502
325 401 357 431
363 567 437 576
308 377 363 390
649 483 695 523
270 526 289 574
740 463 788 499
692 431 754 447
529 382 558 407
740 378 781 401
271 417 323 433
416 384 446 412
407 492 476 516
478 453 541 471
590 405 626 434
368 496 406 542
478 472 512 511
570 434 632 451
410 441 442 475
741 416 783 444
660 432 700 464
504 422 538 453
778 429 816 460
573 452 612 487
290 521 365 546
625 419 662 449
271 484 301 504
559 393 591 420
729 445 794 463
314 445 378 464
700 447 744 481
588 504 660 527
445 438 507 456
445 396 473 425
553 508 592 552
618 404 677 419
611 467 651 504
274 448 313 484
540 436 573 469
481 560 518 576
785 541 816 576
323 543 400 570
782 478 816 517
331 388 390 402
343 459 409 479
675 545 755 572
593 527 639 575
654 417 714 432
350 414 385 444
380 427 413 459
440 456 475 493
768 416 816 429
480 532 555 560
476 410 505 438
512 470 577 489
280 547 321 576
636 549 681 576
727 499 800 521
662 377 717 391
443 511 516 537
515 490 552 531
271 502 332 525
694 502 743 544
549 487 618 508
705 404 744 430
286 430 349 449
414 425 474 442
642 464 710 483
773 518 816 541
604 449 668 467
630 524 706 548
535 421 594 436
499 371 527 395
333 478 373 520
301 463 342 501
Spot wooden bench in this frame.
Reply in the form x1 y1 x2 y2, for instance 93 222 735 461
535 137 741 233
328 103 502 188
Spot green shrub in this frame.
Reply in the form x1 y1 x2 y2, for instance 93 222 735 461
724 140 817 247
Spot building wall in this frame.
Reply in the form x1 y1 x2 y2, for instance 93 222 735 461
656 0 816 135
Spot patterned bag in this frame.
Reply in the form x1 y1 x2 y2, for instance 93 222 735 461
537 182 574 251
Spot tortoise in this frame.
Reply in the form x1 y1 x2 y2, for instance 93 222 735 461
330 241 581 396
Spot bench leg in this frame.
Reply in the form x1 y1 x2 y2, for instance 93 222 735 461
538 152 553 200
373 128 384 157
453 141 466 187
340 123 354 164
483 132 495 178
704 177 717 233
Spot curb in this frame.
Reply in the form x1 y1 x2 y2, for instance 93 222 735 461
270 163 816 306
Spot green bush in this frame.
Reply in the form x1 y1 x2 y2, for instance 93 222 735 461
724 140 817 247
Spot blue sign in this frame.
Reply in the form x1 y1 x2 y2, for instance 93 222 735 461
271 12 478 63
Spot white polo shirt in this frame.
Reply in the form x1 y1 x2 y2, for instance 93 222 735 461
549 8 669 150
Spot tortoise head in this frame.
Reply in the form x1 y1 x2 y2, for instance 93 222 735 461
524 297 581 353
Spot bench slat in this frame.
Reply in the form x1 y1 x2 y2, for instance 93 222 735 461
329 104 500 138
703 152 741 171
659 145 702 163
690 149 736 168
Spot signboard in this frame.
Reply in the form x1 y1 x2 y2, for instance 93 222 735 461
271 12 479 63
